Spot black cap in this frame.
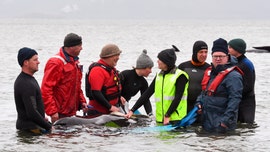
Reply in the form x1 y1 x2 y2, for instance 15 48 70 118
212 38 228 55
192 40 208 63
17 47 38 67
64 33 82 47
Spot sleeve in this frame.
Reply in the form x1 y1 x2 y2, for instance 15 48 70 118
77 65 86 106
41 59 63 116
131 77 155 112
165 74 188 117
221 71 243 126
92 90 112 109
23 83 52 130
140 78 153 114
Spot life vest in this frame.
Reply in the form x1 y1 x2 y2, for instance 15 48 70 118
85 62 120 100
201 66 244 96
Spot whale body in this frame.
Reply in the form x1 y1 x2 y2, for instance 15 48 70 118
53 114 128 126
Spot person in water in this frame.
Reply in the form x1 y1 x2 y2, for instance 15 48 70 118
86 44 123 116
119 49 154 116
14 47 52 134
196 38 243 133
41 33 87 123
228 38 256 125
178 40 210 123
126 46 189 125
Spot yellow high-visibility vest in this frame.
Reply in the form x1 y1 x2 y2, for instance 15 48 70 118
154 69 189 122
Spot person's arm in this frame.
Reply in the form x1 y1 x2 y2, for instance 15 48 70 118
77 65 87 110
140 78 153 115
22 83 51 130
130 77 155 112
221 72 243 127
41 59 63 116
91 90 112 110
165 74 188 117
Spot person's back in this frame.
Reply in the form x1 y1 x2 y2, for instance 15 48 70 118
120 50 153 115
228 38 256 124
178 41 210 113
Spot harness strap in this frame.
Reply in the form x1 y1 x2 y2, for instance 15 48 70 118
201 66 243 96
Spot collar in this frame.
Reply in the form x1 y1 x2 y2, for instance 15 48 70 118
159 66 177 75
191 59 205 66
62 47 79 62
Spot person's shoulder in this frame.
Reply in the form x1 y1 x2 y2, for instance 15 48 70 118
178 60 191 66
120 69 133 74
178 60 191 69
202 62 211 69
228 69 243 79
46 55 66 66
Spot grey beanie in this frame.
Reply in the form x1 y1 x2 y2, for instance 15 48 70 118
135 49 154 69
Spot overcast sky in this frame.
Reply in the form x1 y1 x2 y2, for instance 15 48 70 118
0 0 269 20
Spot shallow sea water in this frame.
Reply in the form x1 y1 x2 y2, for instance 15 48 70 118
0 19 270 151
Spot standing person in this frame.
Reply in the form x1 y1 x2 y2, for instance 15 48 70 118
86 44 122 116
196 38 243 133
178 40 210 114
228 38 256 124
41 33 87 123
126 46 189 125
14 47 52 134
119 49 154 116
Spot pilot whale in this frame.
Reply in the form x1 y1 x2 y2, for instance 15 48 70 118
246 46 270 53
53 113 130 127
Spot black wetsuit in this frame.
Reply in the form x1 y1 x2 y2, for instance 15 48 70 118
119 69 152 114
14 72 51 132
178 61 210 113
236 55 256 124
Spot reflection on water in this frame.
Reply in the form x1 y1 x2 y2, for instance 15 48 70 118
4 117 264 151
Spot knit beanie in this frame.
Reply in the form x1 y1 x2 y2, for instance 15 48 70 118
17 47 38 67
228 38 246 54
192 40 208 62
157 45 180 68
64 33 82 47
100 44 122 58
135 49 154 69
211 38 228 55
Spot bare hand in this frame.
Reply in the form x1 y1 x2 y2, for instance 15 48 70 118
125 111 134 119
197 104 202 114
163 116 170 125
81 102 88 113
221 122 228 128
51 113 59 124
110 105 120 112
120 96 127 105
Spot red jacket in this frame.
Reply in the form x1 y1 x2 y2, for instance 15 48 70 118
41 47 86 117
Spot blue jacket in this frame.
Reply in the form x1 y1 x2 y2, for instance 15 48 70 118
197 56 243 132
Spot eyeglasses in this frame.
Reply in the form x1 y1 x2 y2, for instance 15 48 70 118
212 55 227 59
